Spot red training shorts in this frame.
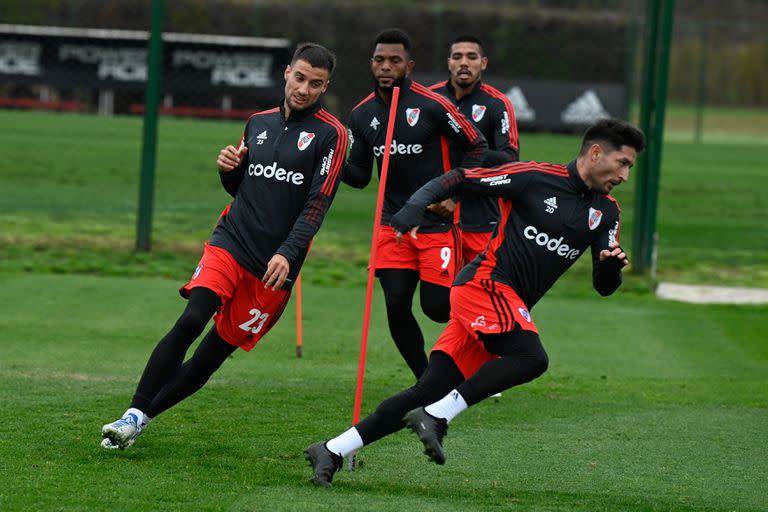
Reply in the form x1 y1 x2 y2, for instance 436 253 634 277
431 278 538 378
180 243 290 351
374 225 461 287
460 230 493 265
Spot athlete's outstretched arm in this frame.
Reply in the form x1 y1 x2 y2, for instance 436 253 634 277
276 129 349 265
591 217 626 296
391 163 534 234
390 168 466 234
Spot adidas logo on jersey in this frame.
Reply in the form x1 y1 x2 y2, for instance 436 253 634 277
544 196 558 213
370 116 380 130
256 130 268 145
561 90 609 124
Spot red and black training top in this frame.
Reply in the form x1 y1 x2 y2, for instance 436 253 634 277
429 79 520 233
342 77 488 233
210 101 348 290
390 160 624 308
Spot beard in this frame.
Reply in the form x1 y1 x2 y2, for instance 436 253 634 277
371 71 407 92
286 95 312 113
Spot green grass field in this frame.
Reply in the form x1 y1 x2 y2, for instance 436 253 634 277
1 109 767 511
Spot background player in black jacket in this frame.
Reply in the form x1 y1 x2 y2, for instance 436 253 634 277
101 43 348 450
306 119 645 485
343 29 488 378
429 35 520 263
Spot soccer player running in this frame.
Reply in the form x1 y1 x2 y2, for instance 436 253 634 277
429 35 520 263
306 119 645 486
101 43 348 450
343 28 488 379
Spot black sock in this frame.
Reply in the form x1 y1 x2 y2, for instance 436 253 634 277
355 351 464 444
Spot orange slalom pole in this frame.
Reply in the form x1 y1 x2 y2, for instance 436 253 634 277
295 274 303 358
351 86 401 428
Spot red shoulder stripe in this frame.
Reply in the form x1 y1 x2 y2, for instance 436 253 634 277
240 107 280 147
606 194 621 212
410 82 479 140
248 107 280 118
464 161 568 179
411 82 479 139
480 84 519 151
428 81 448 90
352 92 375 112
314 110 348 197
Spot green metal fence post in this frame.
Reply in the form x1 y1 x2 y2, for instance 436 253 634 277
642 0 675 278
623 0 640 121
632 0 661 275
136 0 164 252
694 25 708 144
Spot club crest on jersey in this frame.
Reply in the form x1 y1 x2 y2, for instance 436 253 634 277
518 307 531 323
297 131 315 151
472 104 487 122
406 108 420 127
588 207 603 230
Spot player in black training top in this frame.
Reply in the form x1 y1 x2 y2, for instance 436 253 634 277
101 43 348 450
306 119 645 486
429 35 520 263
343 28 488 379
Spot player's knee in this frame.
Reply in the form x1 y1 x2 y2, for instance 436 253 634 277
384 294 413 312
528 349 549 379
422 301 450 323
175 305 211 333
420 282 450 322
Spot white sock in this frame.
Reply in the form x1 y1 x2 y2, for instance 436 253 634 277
424 389 468 423
123 408 145 426
325 427 364 458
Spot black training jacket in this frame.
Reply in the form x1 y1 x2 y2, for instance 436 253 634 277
210 101 347 289
391 160 624 308
342 78 488 233
429 80 519 232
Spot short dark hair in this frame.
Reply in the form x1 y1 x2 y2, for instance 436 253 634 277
452 35 485 56
291 42 336 76
374 28 412 56
580 118 646 155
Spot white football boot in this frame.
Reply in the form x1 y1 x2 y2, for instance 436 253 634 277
101 412 144 450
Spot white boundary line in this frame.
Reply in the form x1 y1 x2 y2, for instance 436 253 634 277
656 282 768 304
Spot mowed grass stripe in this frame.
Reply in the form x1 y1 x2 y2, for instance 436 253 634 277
0 273 765 511
1 110 767 287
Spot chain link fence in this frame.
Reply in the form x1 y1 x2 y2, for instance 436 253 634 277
1 0 766 130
